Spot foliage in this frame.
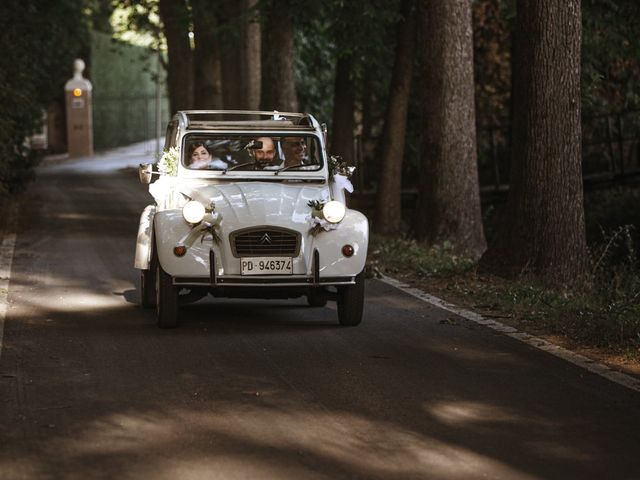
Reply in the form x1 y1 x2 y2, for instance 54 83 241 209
294 0 399 130
294 18 335 123
90 31 169 149
584 186 640 253
369 236 476 278
582 0 640 114
112 0 163 50
472 0 513 128
0 0 90 201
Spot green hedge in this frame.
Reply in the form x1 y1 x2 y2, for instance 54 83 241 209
90 31 170 150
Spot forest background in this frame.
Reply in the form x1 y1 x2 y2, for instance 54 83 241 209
1 0 639 363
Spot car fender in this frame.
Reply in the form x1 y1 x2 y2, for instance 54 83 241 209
310 209 369 277
154 210 211 277
134 204 156 270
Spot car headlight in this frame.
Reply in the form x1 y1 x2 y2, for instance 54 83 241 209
323 201 346 224
183 201 206 224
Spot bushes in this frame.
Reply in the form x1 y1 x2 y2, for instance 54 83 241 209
0 1 89 203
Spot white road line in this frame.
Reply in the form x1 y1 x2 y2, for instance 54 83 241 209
0 234 17 360
379 274 640 393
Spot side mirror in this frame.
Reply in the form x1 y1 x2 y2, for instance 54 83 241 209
139 163 153 184
321 123 328 146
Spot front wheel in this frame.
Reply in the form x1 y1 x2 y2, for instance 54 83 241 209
140 248 157 308
337 272 365 326
156 262 178 328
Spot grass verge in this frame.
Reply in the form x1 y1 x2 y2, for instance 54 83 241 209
368 234 640 375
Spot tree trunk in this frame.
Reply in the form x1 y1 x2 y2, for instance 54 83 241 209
260 0 298 112
192 0 222 109
242 0 261 110
374 0 417 234
414 0 486 257
158 0 193 114
218 0 261 110
480 0 587 285
330 55 355 167
218 0 244 110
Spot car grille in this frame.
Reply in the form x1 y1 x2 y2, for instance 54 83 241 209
230 227 301 257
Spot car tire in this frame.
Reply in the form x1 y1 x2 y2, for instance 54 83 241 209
337 271 365 326
156 262 178 328
307 289 327 307
140 248 157 308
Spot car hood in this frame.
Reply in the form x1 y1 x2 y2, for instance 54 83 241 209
184 182 331 232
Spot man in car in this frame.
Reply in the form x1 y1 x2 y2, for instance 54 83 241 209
253 136 276 168
281 137 308 168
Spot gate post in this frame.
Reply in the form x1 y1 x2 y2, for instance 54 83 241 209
64 59 94 157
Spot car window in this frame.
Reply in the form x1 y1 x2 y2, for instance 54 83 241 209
181 134 323 172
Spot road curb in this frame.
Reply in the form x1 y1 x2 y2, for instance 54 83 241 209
0 233 17 360
379 274 640 394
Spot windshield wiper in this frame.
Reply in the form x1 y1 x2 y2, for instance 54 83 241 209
223 161 256 173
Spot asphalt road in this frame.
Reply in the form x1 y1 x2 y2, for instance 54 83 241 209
1 148 639 480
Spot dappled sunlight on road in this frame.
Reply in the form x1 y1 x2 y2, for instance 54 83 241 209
51 405 538 480
428 400 535 426
7 269 135 318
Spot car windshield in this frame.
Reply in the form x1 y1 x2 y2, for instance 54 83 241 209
182 134 323 173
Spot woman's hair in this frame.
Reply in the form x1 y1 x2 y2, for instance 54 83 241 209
188 141 210 158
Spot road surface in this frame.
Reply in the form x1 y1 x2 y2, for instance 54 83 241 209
1 141 639 479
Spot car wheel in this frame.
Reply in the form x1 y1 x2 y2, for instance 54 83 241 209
140 248 157 308
156 262 178 328
307 289 327 307
337 271 365 326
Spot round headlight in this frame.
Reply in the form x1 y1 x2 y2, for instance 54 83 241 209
323 201 346 224
183 201 206 224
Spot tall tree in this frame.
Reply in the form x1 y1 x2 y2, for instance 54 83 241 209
260 0 298 111
158 0 193 113
481 0 587 285
414 0 486 257
218 0 261 110
192 0 223 109
330 55 356 165
242 0 261 110
374 0 417 234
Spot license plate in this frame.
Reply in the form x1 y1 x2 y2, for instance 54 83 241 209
241 257 293 275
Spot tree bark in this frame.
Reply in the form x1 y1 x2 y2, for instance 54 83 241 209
374 0 417 234
414 0 486 257
192 0 223 109
242 0 261 110
330 55 356 166
481 0 587 285
260 0 298 112
218 0 244 110
158 0 193 114
218 0 261 110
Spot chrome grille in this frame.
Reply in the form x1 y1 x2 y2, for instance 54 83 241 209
230 227 300 257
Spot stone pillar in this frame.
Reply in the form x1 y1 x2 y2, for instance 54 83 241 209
64 59 93 157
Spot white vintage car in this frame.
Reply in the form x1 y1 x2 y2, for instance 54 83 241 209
134 110 369 328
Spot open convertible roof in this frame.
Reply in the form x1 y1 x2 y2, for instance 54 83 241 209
176 110 321 132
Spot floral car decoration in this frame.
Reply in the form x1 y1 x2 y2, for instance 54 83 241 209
134 110 369 328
